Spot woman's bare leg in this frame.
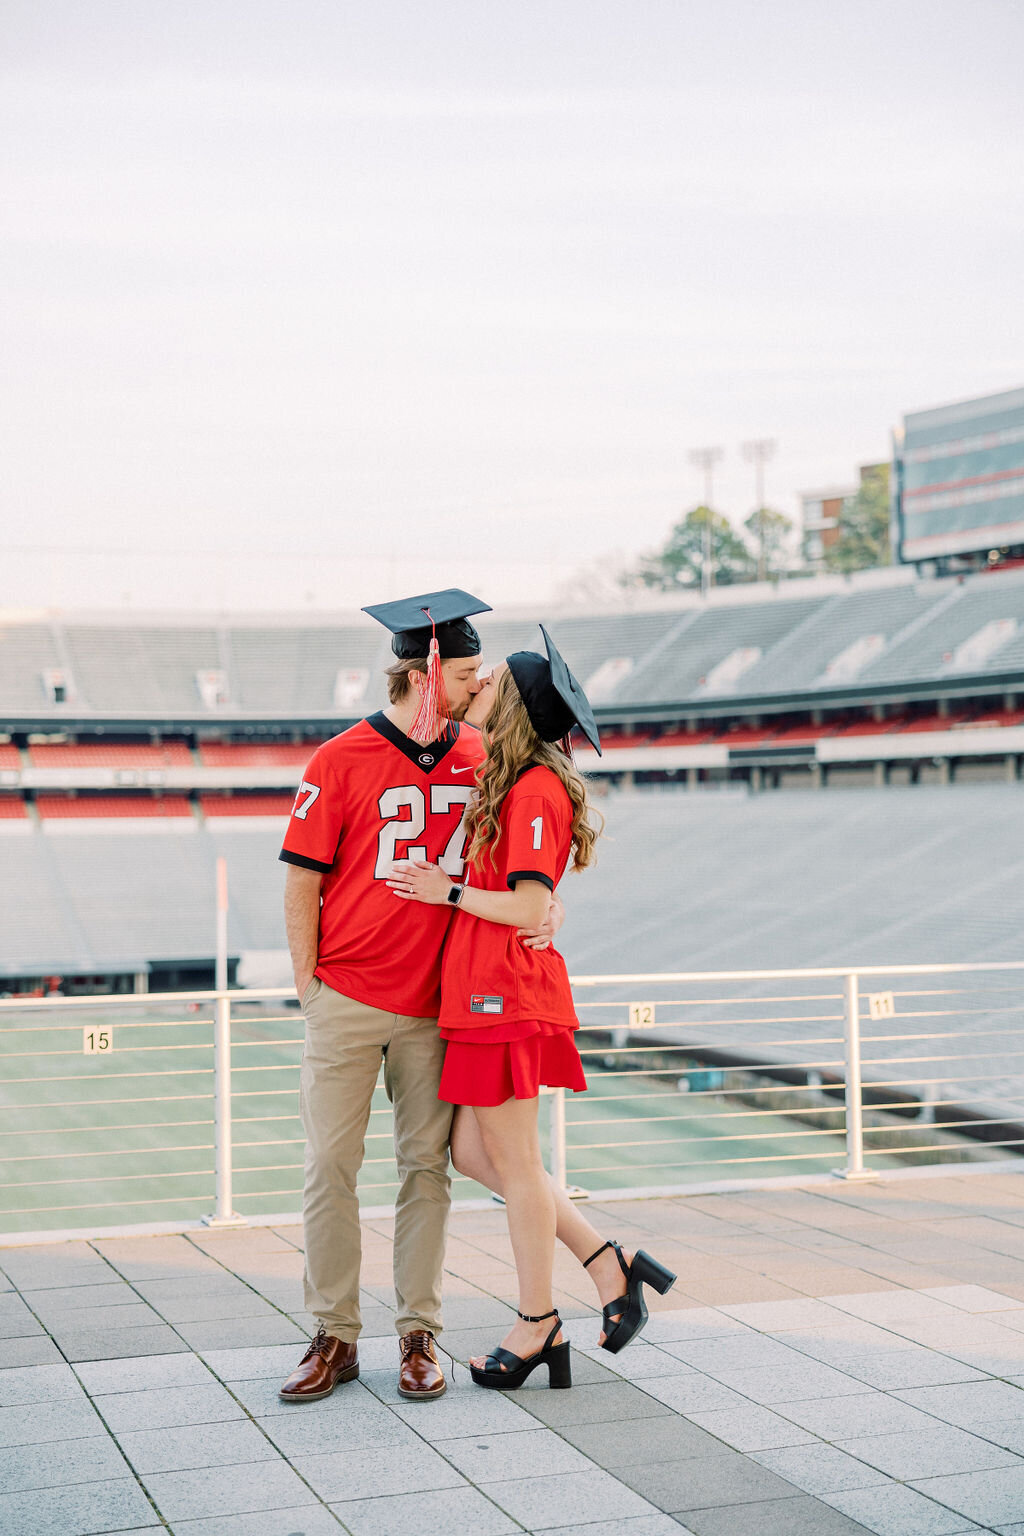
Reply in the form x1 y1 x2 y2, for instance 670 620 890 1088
465 1096 561 1367
452 1104 634 1346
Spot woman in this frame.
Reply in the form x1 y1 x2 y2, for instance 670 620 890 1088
389 628 675 1389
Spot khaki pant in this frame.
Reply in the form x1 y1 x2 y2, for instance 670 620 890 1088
299 978 452 1341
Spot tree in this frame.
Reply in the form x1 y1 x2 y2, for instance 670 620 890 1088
743 506 795 581
825 464 891 573
629 506 756 590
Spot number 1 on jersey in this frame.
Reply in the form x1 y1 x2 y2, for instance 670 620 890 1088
530 815 544 850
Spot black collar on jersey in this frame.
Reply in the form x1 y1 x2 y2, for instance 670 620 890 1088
367 711 460 772
506 625 602 754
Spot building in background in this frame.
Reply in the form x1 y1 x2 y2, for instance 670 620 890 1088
893 384 1024 574
801 462 888 570
800 483 854 568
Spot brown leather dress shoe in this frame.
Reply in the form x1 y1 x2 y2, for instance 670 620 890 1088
397 1329 447 1400
279 1325 359 1401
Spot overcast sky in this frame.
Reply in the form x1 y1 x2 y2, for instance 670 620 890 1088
2 0 1022 613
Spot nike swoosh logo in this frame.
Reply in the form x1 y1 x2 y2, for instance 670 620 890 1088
451 765 475 774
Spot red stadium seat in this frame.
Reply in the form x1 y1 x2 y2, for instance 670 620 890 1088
0 797 27 818
0 744 20 769
29 742 192 768
199 793 295 816
198 743 321 767
35 795 193 818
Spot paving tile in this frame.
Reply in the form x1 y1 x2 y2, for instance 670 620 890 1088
638 1371 754 1415
536 1519 691 1536
709 1358 876 1405
0 1476 157 1536
616 1449 801 1513
138 1290 277 1324
292 1441 465 1502
659 1334 810 1378
973 1419 1024 1454
0 1335 65 1367
687 1403 818 1452
391 1382 538 1439
92 1235 225 1281
751 1443 889 1494
227 1371 379 1419
434 1426 593 1482
54 1321 187 1362
0 1361 87 1405
911 1466 1024 1526
0 1396 104 1447
141 1457 316 1521
840 1351 989 1390
678 1493 885 1535
558 1413 725 1466
481 1467 659 1528
826 1291 962 1324
895 1380 1024 1428
822 1482 984 1535
95 1379 245 1433
779 1391 940 1440
0 1244 115 1291
173 1315 306 1351
0 1294 44 1338
21 1283 139 1318
75 1350 214 1395
720 1298 849 1331
580 1341 692 1382
838 1424 1021 1480
256 1404 419 1456
637 1307 753 1343
514 1379 674 1428
118 1417 279 1473
171 1508 345 1536
199 1342 308 1381
46 1302 163 1333
0 1432 129 1493
330 1485 519 1535
921 1285 1023 1313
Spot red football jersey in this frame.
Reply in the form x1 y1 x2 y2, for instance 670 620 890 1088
280 713 485 1017
439 765 578 1034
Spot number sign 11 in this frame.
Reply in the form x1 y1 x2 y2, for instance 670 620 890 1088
83 1027 113 1054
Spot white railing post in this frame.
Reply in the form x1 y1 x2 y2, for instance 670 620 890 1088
203 860 247 1227
549 1087 568 1189
834 971 878 1182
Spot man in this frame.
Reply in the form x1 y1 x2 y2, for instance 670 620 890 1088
277 589 559 1404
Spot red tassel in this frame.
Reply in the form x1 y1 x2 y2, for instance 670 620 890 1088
409 611 454 745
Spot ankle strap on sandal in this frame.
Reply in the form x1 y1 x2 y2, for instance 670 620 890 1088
582 1239 619 1270
517 1307 559 1323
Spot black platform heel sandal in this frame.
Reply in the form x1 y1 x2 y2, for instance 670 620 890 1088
469 1308 572 1391
583 1239 677 1355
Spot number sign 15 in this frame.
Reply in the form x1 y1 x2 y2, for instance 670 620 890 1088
83 1027 113 1054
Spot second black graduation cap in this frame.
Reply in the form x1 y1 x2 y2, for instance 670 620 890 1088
507 625 602 755
362 588 492 660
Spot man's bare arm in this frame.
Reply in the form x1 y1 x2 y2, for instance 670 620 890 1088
284 863 324 998
518 890 565 951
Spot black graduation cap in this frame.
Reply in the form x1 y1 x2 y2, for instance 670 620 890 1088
362 588 492 660
507 625 602 755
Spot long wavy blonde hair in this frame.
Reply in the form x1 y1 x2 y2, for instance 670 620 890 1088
463 666 603 874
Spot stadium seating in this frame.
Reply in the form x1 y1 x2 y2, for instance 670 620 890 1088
198 743 320 767
0 797 27 818
3 566 1024 722
28 742 193 768
0 744 20 769
34 795 193 819
199 793 294 816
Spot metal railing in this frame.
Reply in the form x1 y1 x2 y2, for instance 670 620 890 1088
2 961 1024 1240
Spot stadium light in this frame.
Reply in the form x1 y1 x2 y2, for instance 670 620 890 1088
688 446 724 595
742 438 778 582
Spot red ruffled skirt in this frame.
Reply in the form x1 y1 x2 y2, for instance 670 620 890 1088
438 1020 587 1107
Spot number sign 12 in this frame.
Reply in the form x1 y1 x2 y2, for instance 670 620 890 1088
628 1002 656 1028
83 1027 113 1054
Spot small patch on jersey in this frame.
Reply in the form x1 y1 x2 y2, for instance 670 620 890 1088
470 994 504 1014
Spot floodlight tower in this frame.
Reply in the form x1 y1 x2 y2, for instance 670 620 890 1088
688 446 724 596
742 438 778 582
